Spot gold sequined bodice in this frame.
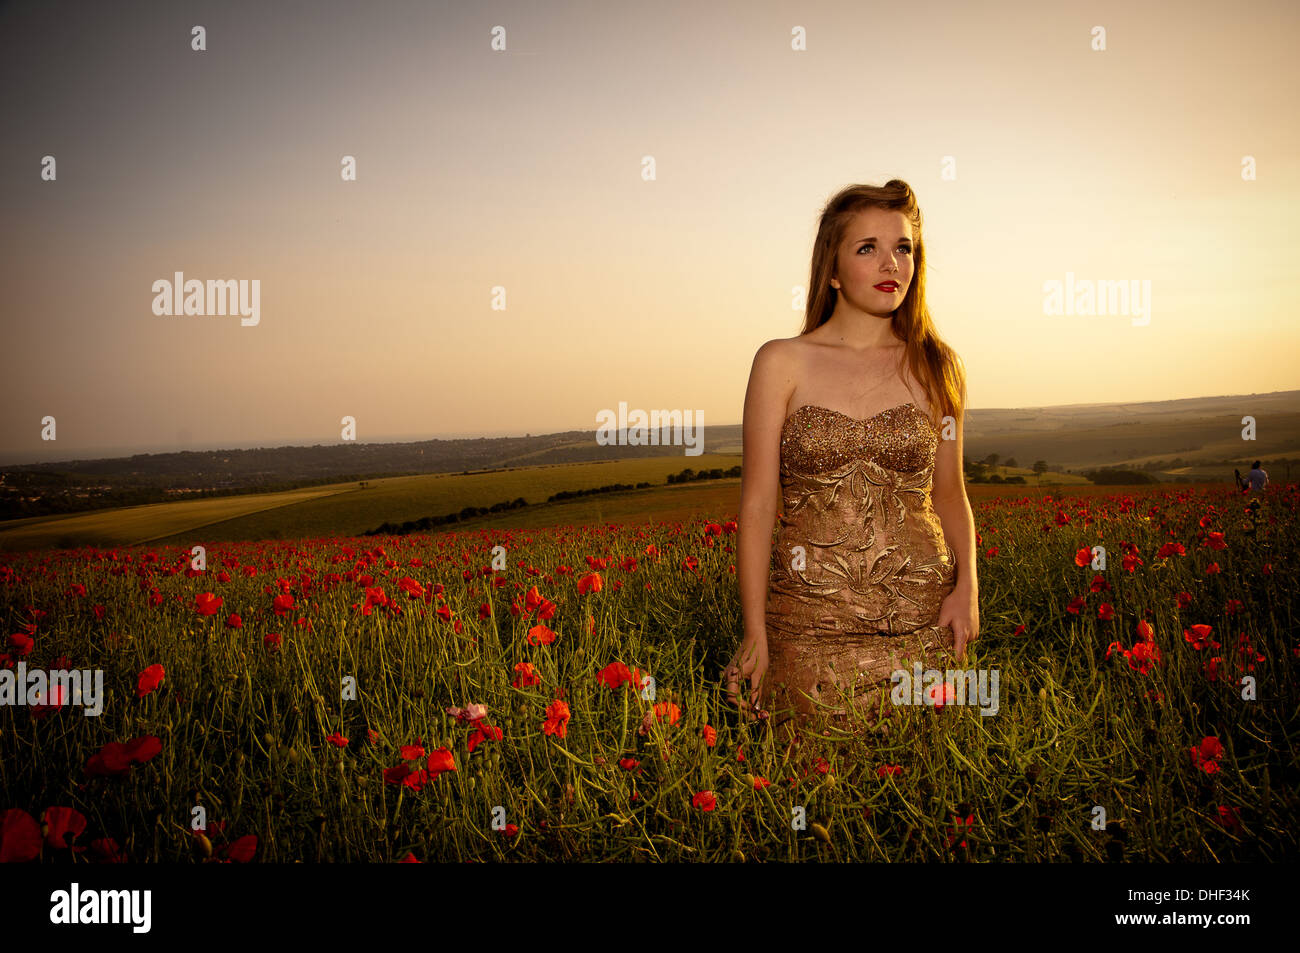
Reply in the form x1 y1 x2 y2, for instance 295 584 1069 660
765 401 957 637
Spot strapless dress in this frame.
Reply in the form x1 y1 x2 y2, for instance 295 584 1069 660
760 401 959 726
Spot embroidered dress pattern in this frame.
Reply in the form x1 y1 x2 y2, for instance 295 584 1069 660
761 401 959 725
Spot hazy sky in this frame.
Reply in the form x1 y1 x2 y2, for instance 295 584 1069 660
2 0 1297 463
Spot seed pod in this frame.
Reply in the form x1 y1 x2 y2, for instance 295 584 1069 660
194 831 212 858
810 822 831 844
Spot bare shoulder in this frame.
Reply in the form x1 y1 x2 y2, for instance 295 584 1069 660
751 335 806 377
746 338 802 418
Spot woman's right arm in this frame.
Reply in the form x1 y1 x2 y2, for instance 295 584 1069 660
738 340 794 646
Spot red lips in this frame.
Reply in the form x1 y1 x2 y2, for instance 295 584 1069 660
874 282 898 291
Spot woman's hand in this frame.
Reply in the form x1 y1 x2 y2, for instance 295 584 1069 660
724 638 770 721
938 587 979 660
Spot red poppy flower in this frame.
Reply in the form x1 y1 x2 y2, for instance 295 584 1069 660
427 748 457 778
0 809 42 863
7 633 34 657
467 724 502 753
653 701 680 724
194 593 222 616
596 661 641 689
1190 735 1224 774
398 577 425 599
1216 805 1241 832
543 699 570 738
512 662 540 688
527 624 557 646
946 812 975 849
125 735 162 764
137 663 165 698
90 837 126 863
224 834 257 863
927 682 957 708
86 742 132 777
42 806 87 850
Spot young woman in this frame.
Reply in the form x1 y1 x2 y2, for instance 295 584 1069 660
725 180 979 731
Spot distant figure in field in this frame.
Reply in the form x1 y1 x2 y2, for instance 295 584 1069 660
1233 468 1245 492
1246 460 1269 493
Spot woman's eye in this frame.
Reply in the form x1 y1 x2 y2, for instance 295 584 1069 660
857 244 911 254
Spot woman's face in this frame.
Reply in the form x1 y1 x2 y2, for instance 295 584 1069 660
832 208 915 314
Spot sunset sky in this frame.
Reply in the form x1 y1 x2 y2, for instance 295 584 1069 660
2 0 1297 463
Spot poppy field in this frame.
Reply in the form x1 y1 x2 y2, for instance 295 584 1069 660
1 482 1296 862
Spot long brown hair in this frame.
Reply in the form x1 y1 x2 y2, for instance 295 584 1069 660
802 180 967 432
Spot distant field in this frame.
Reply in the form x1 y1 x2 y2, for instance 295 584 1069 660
0 455 742 553
0 487 347 553
0 449 1227 554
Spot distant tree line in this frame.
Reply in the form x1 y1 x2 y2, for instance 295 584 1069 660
366 464 743 537
667 465 742 484
964 454 1037 484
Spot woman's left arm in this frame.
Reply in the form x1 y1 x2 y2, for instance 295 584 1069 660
934 493 977 598
931 408 979 657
